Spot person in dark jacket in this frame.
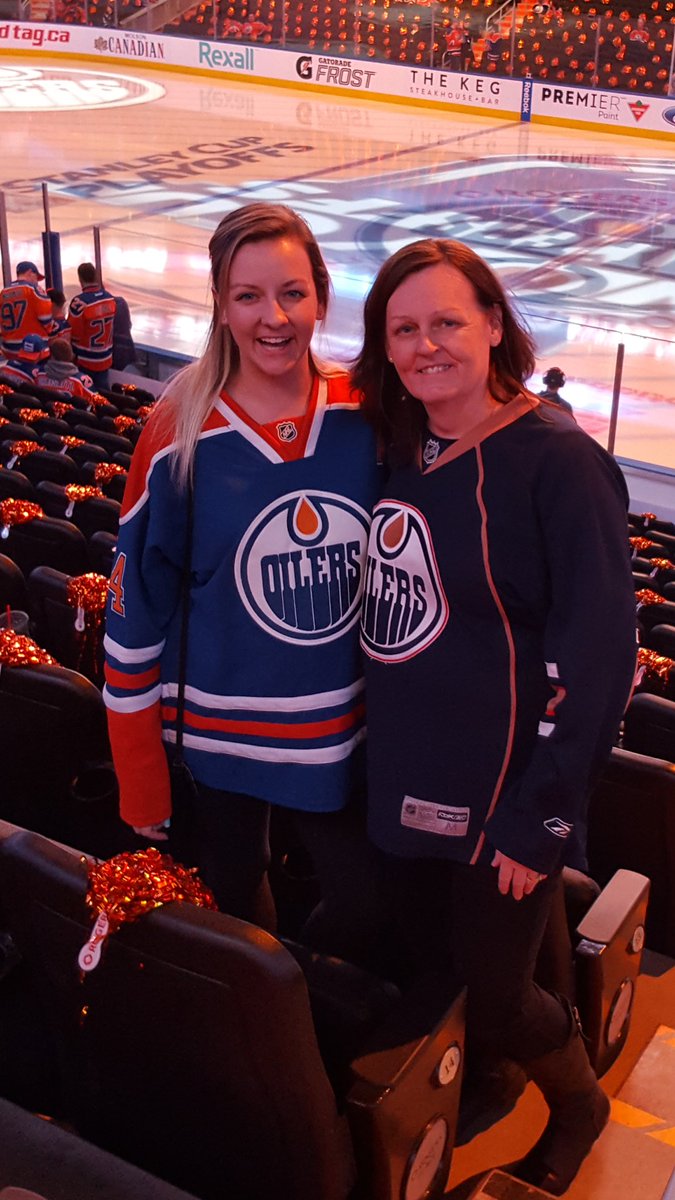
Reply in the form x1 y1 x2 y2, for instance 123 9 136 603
112 293 137 371
539 366 574 415
352 238 637 1197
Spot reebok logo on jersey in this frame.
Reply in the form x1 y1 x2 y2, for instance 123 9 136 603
360 501 448 662
544 817 573 838
235 490 371 645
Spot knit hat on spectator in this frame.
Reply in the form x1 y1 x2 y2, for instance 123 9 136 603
19 334 49 362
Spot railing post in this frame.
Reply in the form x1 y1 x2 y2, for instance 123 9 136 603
593 14 601 88
607 342 625 457
93 226 103 285
0 191 10 287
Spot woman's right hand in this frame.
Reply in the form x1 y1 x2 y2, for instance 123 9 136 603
133 824 169 842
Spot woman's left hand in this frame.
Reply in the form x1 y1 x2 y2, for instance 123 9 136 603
491 850 547 901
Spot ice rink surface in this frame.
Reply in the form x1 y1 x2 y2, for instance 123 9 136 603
2 57 674 465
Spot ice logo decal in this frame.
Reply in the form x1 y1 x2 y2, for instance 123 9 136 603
235 490 370 644
361 501 448 662
0 65 165 112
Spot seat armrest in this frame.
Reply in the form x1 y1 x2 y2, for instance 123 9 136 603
346 978 466 1200
576 869 650 946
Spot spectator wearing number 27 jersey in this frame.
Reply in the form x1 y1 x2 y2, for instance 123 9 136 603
68 261 117 389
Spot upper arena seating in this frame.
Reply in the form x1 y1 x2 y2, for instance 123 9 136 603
51 0 675 95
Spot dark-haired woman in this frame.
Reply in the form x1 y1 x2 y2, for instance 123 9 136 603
353 239 636 1194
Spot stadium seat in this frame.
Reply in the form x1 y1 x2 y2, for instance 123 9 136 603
0 465 36 501
0 666 122 857
637 596 675 636
623 692 675 763
0 1096 200 1200
587 747 675 958
63 408 100 430
73 426 134 458
35 481 121 539
31 416 72 437
80 460 128 502
0 553 28 612
3 446 81 488
27 565 105 686
1 513 90 578
0 827 466 1200
2 390 42 412
41 433 110 467
0 424 40 445
89 529 117 576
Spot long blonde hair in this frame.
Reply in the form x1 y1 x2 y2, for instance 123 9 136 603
157 203 333 487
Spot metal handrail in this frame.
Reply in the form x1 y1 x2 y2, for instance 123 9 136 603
485 0 516 33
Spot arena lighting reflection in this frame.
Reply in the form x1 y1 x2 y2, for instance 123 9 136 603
105 245 168 276
565 320 675 360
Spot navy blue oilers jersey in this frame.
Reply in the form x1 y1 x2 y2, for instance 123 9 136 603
361 394 637 874
104 374 379 828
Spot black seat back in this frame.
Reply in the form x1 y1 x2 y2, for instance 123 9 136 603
644 623 675 661
0 466 36 502
35 482 120 540
587 747 675 957
623 693 675 764
0 553 28 612
0 831 353 1200
0 665 111 832
27 564 104 685
1 514 89 577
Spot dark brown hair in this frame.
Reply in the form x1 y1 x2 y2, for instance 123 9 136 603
351 239 536 465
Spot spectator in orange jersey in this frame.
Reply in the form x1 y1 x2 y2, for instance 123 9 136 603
0 261 53 359
32 337 98 404
68 262 117 391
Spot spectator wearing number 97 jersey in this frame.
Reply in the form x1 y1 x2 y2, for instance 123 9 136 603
68 262 117 390
0 261 53 359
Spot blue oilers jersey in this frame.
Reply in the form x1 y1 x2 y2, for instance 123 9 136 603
104 373 380 828
362 395 637 874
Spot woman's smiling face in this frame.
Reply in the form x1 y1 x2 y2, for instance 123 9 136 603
385 262 503 425
220 235 324 388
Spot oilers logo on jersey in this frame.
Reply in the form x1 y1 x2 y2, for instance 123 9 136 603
361 501 449 662
235 490 371 645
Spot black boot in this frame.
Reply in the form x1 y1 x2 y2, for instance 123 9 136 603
507 1004 610 1196
456 1056 528 1146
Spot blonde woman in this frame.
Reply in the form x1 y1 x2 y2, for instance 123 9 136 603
104 204 381 944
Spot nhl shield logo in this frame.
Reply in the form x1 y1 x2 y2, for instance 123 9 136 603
361 501 448 662
276 420 298 443
235 490 371 644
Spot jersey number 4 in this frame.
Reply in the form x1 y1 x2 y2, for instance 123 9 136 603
109 553 127 616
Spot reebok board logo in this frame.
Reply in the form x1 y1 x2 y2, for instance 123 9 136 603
628 99 649 123
235 490 370 645
361 501 448 663
544 817 573 839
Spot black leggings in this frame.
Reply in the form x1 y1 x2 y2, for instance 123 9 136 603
378 854 570 1064
168 782 388 965
168 780 276 930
